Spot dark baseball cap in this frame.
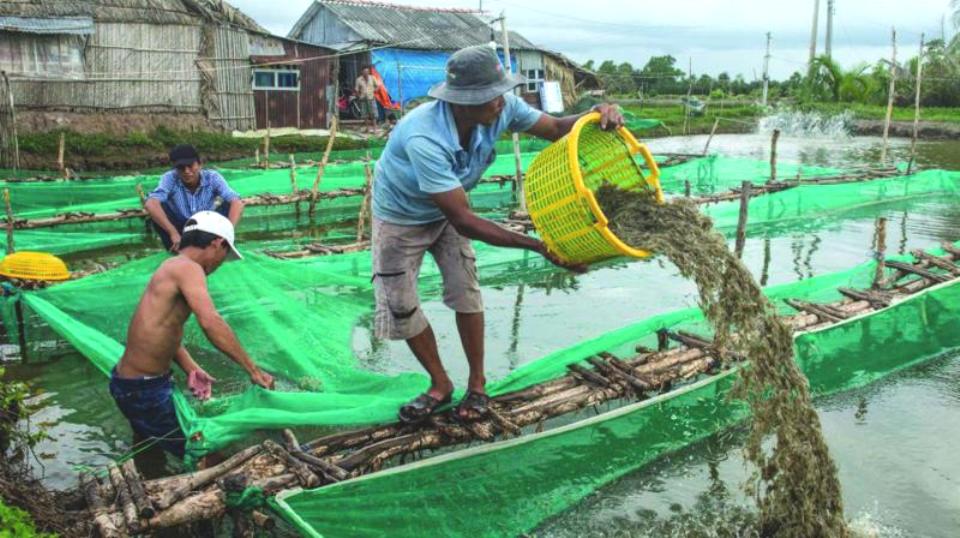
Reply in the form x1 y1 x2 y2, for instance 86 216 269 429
428 45 525 105
169 144 200 167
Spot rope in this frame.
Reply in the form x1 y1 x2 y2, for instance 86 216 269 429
71 426 184 478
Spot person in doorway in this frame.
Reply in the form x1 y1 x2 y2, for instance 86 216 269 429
146 144 245 253
372 45 623 424
355 65 380 133
109 211 274 461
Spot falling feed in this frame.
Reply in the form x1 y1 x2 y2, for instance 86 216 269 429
595 184 848 537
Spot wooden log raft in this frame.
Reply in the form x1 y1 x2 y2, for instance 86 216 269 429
2 188 364 231
86 245 960 535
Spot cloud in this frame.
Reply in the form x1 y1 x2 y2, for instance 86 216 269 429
229 0 949 77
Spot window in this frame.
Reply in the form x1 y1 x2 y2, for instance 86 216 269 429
525 69 544 93
0 33 85 79
252 68 300 91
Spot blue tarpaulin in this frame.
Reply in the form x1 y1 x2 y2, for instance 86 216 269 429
372 47 518 105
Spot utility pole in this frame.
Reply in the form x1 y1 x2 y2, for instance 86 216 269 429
762 32 772 106
500 12 525 213
808 0 821 69
825 0 835 60
881 27 897 164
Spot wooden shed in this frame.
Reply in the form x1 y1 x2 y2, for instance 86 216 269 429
0 0 314 134
248 34 336 130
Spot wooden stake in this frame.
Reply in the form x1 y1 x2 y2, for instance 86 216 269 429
684 180 691 198
289 154 297 193
734 181 751 259
907 33 925 175
703 117 720 156
309 116 338 217
769 128 781 183
881 28 897 164
263 121 271 168
873 217 887 289
357 152 373 242
135 184 146 206
255 147 260 166
3 188 13 253
57 132 66 178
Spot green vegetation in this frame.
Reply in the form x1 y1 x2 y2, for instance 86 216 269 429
1 366 51 537
0 499 53 538
620 103 763 134
800 102 960 123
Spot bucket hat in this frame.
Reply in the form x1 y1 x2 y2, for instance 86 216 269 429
428 45 526 105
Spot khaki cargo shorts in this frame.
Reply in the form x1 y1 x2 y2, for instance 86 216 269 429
372 218 483 340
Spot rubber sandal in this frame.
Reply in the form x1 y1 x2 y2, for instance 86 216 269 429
455 390 490 421
398 392 452 424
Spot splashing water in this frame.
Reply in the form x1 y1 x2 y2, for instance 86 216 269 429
757 109 854 139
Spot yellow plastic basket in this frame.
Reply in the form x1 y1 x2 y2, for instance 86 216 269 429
524 112 664 264
0 251 71 282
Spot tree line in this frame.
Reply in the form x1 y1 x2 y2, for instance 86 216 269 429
586 38 960 107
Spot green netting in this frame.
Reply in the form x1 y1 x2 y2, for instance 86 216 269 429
9 169 957 465
273 244 960 537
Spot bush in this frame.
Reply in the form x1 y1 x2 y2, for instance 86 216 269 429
0 499 53 538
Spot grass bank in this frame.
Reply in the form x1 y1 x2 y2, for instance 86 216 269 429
10 127 374 174
801 102 960 123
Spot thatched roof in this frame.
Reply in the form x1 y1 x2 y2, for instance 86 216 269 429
0 0 266 32
290 0 539 51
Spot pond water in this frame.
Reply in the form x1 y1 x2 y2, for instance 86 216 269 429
4 130 960 536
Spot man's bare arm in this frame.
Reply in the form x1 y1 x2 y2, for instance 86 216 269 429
144 198 181 252
227 199 245 227
175 262 274 388
173 345 200 374
430 188 585 272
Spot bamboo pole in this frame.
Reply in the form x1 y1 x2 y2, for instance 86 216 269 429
255 147 260 166
702 117 720 156
907 33 925 175
734 181 751 259
873 217 887 289
684 180 691 198
769 128 781 183
135 184 146 206
881 28 897 164
309 116 338 216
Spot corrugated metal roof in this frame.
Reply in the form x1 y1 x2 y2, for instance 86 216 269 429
310 1 538 51
0 15 94 35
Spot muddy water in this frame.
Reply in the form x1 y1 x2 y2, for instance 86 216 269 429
6 133 960 536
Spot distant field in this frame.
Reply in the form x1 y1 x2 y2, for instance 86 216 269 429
619 102 763 135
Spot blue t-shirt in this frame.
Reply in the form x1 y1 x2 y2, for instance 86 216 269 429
372 93 542 225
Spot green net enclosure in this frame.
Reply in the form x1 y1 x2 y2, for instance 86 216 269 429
272 243 960 538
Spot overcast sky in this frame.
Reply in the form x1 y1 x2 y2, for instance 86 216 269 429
231 0 953 79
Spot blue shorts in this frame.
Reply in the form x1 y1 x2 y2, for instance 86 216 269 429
109 368 185 458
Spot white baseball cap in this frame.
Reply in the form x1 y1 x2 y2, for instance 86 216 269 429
183 211 242 260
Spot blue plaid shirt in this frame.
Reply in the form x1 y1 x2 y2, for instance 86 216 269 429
148 169 239 221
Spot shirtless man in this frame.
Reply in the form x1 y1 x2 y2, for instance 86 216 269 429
109 211 274 459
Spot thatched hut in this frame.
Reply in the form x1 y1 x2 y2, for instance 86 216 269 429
0 0 336 135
